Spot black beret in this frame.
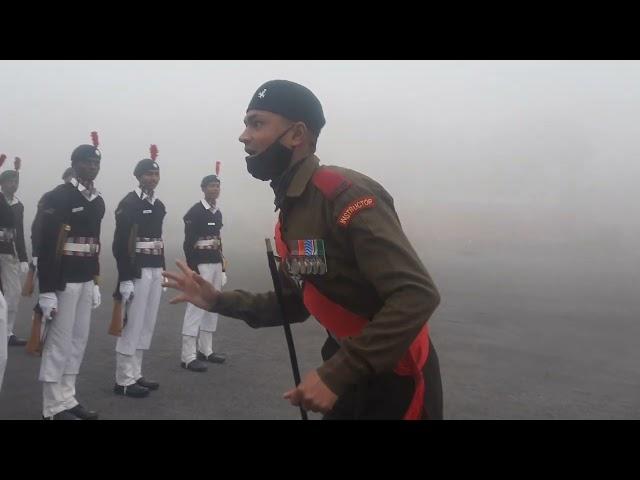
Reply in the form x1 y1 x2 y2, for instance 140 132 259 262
0 170 18 183
71 144 101 165
247 80 325 134
134 158 160 178
201 174 220 188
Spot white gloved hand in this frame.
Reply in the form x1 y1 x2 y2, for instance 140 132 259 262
119 280 135 302
92 285 101 309
221 271 228 287
20 262 29 274
38 293 58 320
31 257 38 272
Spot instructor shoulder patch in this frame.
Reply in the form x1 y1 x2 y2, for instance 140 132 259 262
337 196 376 227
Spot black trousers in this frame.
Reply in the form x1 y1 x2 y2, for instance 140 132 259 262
321 335 443 420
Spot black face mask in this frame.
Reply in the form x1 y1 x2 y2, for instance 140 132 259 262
245 127 294 181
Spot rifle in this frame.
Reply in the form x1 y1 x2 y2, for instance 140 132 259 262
265 238 307 421
109 293 125 337
25 305 53 356
25 223 68 354
21 262 36 297
110 223 137 336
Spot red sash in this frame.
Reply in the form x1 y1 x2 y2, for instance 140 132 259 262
275 220 429 419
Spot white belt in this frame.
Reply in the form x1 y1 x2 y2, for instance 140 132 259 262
63 242 101 254
194 239 220 248
136 241 164 249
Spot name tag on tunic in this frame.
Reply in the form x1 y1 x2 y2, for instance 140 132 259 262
143 210 152 214
72 207 84 213
208 222 216 226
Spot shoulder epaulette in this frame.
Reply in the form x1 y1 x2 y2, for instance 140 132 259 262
311 167 352 201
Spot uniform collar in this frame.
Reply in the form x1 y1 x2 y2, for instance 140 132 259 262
286 155 320 198
135 187 156 205
70 177 100 202
2 193 20 206
201 199 219 214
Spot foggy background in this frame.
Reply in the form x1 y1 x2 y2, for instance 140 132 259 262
0 60 638 419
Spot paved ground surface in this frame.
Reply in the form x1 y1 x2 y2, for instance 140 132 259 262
1 246 638 420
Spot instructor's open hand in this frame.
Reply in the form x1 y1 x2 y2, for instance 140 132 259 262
162 260 220 311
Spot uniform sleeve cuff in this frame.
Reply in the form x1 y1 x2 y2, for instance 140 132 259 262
209 291 235 314
316 348 364 397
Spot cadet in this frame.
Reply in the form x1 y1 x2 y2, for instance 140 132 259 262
37 133 104 420
24 167 75 341
0 157 30 346
0 154 14 392
180 170 228 372
112 145 165 398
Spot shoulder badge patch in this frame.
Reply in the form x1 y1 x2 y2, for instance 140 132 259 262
338 196 376 227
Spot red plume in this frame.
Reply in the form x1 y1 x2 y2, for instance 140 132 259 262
150 144 159 161
0 154 6 168
14 157 21 171
215 161 221 177
90 131 99 147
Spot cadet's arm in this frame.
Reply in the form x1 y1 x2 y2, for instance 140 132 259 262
37 192 65 294
112 204 136 282
183 213 198 272
15 204 28 262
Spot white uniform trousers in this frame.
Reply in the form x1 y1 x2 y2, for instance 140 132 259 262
0 292 8 392
0 254 22 337
115 267 162 386
39 281 94 417
181 263 223 364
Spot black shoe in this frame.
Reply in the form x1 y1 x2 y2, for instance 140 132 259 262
113 383 150 398
181 360 208 372
136 377 159 391
197 351 226 364
42 410 81 420
67 404 99 420
198 352 227 363
8 335 27 346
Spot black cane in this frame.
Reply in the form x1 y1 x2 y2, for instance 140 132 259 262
265 238 308 421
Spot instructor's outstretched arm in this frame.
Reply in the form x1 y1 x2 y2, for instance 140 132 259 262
163 260 309 328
